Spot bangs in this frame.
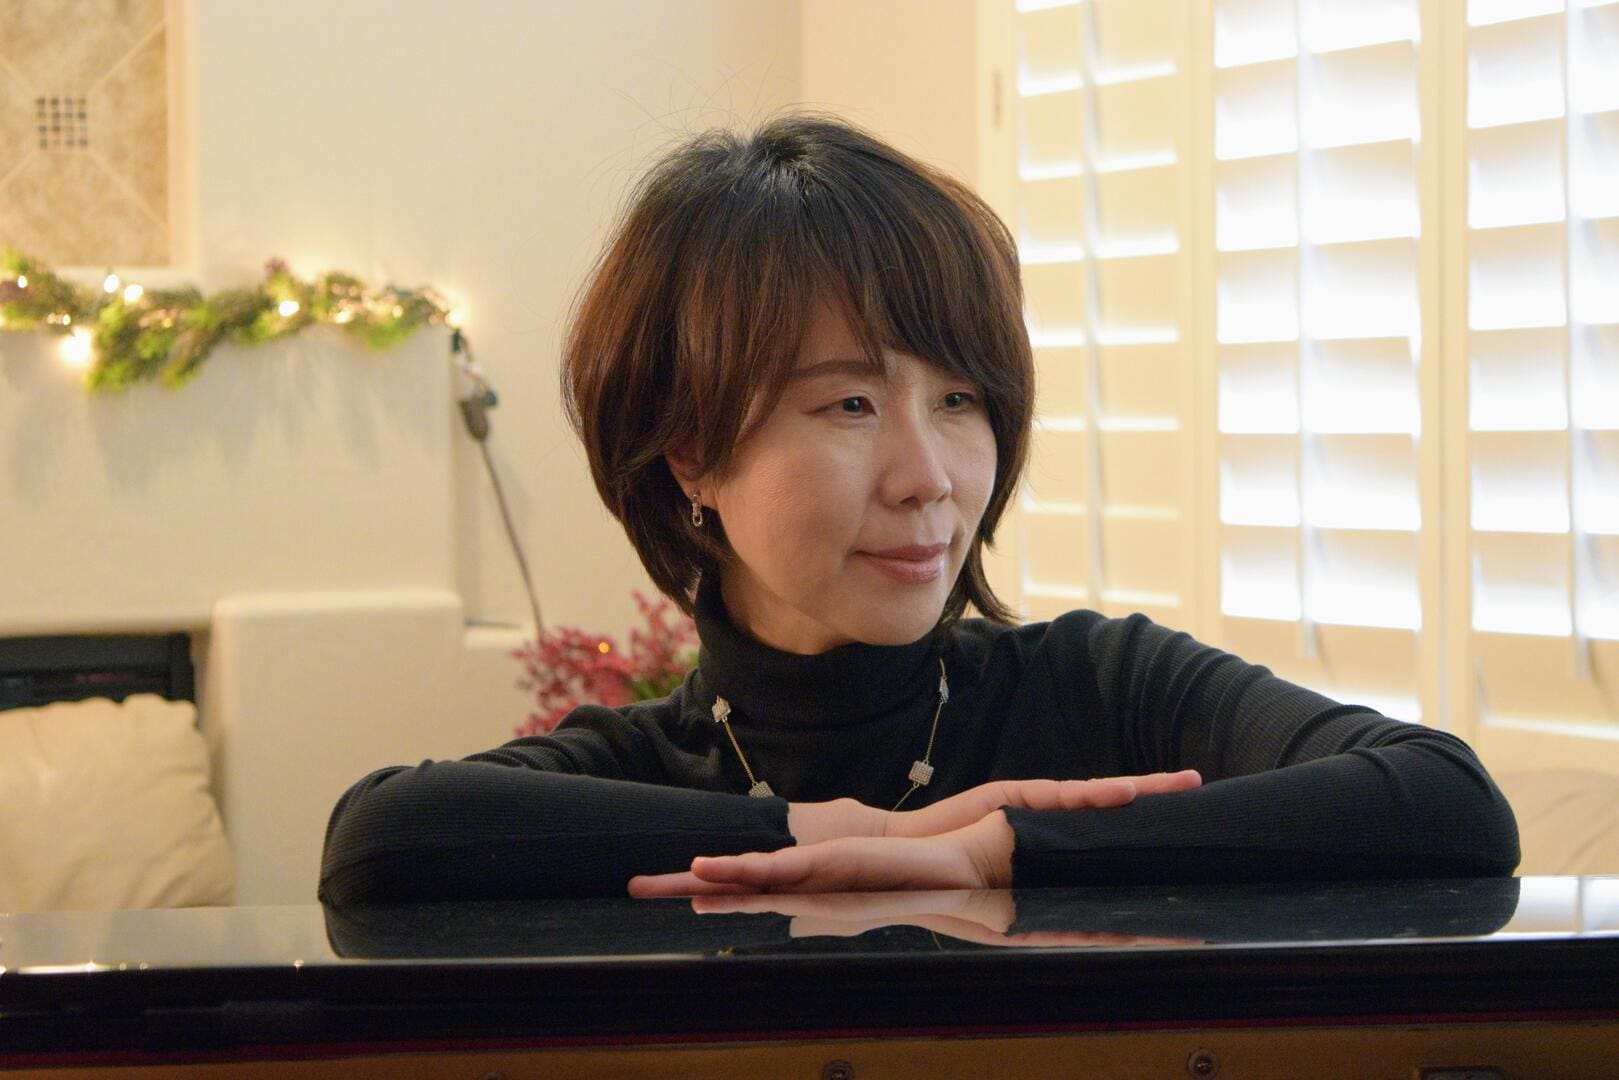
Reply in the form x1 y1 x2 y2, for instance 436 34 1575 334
807 162 1017 396
679 131 1028 467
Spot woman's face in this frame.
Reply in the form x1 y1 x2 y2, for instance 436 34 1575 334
695 299 997 654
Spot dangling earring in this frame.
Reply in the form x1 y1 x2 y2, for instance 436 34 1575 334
690 490 704 528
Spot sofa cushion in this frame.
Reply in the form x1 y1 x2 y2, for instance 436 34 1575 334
0 694 233 911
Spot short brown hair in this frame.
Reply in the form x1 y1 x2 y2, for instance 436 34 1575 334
562 112 1034 626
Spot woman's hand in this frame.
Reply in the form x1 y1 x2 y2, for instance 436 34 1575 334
785 797 889 846
884 771 1202 839
628 811 1017 897
627 770 1202 898
785 771 1203 846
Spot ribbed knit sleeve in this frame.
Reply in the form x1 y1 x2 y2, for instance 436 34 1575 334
318 711 792 904
1004 613 1520 886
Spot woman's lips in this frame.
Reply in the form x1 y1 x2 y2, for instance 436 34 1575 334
856 547 947 584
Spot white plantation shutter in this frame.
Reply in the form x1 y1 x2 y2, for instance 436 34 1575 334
987 0 1619 764
1207 0 1436 724
1010 0 1198 628
1457 0 1619 769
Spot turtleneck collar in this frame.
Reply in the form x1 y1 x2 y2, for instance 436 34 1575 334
692 572 942 728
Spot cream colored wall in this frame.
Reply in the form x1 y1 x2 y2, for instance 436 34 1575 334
0 330 456 636
183 0 803 636
801 0 979 186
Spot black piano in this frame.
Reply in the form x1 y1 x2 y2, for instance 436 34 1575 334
4 876 1617 1077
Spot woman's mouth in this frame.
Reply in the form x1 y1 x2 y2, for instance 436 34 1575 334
856 544 948 585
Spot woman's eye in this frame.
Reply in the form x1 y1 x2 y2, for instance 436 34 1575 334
943 391 977 409
836 396 871 415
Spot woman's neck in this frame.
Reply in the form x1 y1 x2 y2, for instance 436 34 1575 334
718 566 852 656
693 572 941 728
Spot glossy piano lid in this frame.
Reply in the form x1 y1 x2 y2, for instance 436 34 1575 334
3 876 1617 972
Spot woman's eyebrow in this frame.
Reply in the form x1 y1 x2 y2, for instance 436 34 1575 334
788 358 889 383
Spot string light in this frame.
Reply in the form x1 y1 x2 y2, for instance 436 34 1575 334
60 328 93 368
447 307 466 329
3 249 456 389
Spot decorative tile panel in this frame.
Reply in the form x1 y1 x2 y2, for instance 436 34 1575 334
0 0 171 266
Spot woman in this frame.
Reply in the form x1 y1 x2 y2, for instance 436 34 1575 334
319 114 1518 905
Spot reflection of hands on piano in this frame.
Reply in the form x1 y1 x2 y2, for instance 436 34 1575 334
319 878 1522 961
690 888 1204 949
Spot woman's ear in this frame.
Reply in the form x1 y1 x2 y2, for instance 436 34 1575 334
664 444 702 492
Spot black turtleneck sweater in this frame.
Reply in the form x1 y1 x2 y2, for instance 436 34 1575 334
319 579 1520 904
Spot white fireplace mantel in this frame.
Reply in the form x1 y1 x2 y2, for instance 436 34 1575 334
2 325 457 634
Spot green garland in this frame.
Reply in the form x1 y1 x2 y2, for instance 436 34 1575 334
0 248 455 391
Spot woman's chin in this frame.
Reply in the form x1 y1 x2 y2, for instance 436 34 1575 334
846 600 948 646
859 625 938 646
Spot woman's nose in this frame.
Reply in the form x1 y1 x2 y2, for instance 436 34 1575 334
878 410 952 508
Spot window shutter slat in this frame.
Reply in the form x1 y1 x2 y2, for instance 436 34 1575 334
1208 0 1430 721
994 0 1617 753
1464 0 1619 754
1011 0 1195 624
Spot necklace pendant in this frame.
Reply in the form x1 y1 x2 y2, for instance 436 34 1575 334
908 760 934 786
748 780 775 798
711 698 731 723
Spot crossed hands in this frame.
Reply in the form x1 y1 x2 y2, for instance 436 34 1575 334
627 770 1201 898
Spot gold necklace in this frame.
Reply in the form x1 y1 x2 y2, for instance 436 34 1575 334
709 657 949 812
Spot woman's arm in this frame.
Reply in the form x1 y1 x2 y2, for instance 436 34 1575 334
644 616 1519 895
318 710 793 904
1005 613 1520 885
321 703 1197 902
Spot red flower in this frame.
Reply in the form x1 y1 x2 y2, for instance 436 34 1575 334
510 591 697 737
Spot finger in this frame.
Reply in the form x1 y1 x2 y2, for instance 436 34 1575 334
890 779 1133 838
627 871 757 898
689 847 820 889
968 778 1132 815
693 836 979 893
1010 771 1203 809
1038 772 1202 806
1128 769 1202 796
993 777 1138 812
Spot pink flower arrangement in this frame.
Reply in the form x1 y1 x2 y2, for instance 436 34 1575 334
510 590 698 737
